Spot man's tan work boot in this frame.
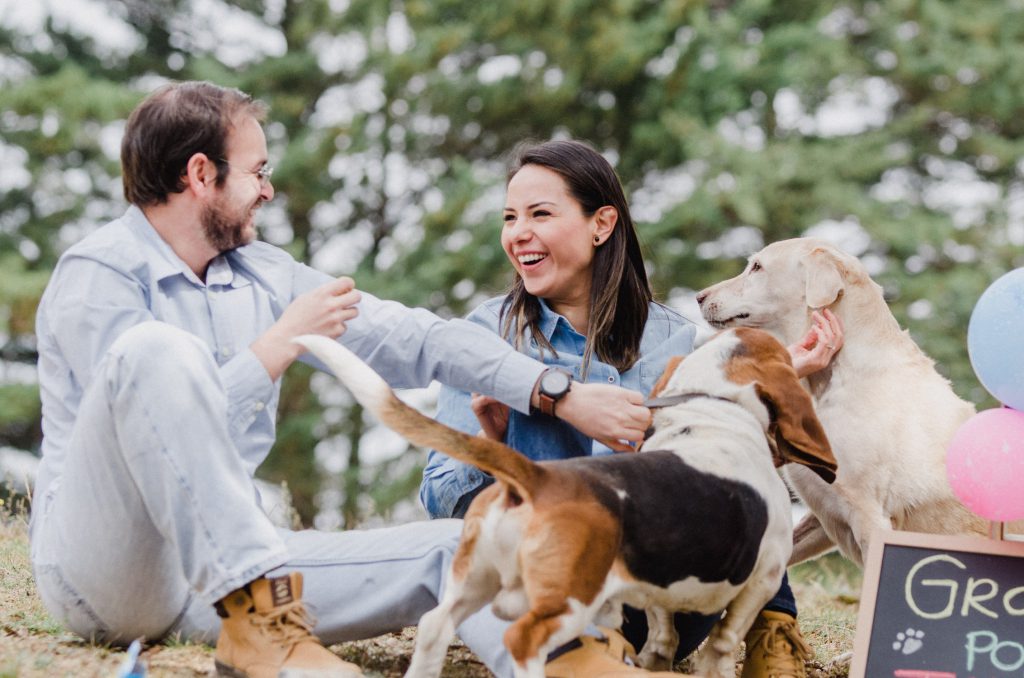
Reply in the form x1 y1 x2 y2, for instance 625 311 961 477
214 572 363 678
545 628 694 677
740 610 813 678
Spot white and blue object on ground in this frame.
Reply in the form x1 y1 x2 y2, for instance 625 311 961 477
115 638 147 678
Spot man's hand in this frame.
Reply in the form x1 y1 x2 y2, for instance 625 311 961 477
551 382 651 452
251 276 361 381
789 309 844 378
471 394 510 441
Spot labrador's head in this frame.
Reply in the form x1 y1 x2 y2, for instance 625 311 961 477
696 238 872 345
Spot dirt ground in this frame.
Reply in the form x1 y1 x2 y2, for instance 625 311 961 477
0 513 857 677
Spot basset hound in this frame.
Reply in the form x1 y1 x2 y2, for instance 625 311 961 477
295 327 837 678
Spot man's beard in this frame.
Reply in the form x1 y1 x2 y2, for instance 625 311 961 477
201 198 256 253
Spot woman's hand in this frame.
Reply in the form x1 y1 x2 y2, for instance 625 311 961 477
554 382 651 452
789 309 844 377
471 394 510 441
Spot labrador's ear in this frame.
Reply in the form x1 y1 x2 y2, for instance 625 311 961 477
648 355 686 399
754 362 838 483
805 247 845 310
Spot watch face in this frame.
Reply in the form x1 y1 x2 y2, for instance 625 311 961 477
541 369 572 395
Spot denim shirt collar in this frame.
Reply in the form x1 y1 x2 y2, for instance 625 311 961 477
535 297 583 341
531 298 589 358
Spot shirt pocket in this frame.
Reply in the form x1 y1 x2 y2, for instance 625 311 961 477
546 354 585 381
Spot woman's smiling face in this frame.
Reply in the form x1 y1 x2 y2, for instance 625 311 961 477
502 164 599 310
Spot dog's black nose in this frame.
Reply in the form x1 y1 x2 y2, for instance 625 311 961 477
695 290 708 306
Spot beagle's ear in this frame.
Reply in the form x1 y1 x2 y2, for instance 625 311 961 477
648 355 685 399
753 362 838 483
804 247 845 309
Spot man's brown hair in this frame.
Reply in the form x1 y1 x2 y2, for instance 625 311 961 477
121 81 267 206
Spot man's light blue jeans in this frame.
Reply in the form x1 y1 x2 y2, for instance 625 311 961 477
29 322 515 675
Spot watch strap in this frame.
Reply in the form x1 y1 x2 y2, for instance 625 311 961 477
539 391 558 417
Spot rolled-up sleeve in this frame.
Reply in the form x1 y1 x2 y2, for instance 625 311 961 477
419 302 510 517
420 383 492 518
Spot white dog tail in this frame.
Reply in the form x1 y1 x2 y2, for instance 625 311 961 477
293 334 541 502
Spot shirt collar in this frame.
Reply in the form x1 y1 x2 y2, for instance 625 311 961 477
124 205 247 288
206 255 238 287
535 297 583 342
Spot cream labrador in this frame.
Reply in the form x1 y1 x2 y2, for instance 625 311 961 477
696 237 987 567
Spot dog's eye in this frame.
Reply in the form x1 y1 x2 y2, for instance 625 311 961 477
750 261 762 272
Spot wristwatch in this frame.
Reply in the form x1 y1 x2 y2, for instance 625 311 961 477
536 368 573 417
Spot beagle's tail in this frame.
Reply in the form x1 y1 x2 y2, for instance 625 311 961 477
293 334 541 502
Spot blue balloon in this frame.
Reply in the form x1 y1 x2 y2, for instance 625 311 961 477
968 268 1024 409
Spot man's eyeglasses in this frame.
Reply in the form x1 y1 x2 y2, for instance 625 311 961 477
216 159 274 188
251 165 274 187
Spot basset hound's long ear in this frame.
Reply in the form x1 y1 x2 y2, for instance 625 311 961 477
805 247 845 310
728 329 838 483
753 362 837 483
648 355 686 399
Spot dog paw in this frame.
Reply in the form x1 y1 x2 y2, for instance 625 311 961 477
637 649 673 672
825 650 853 668
693 651 734 678
892 628 925 655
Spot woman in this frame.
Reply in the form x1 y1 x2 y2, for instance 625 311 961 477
420 139 841 677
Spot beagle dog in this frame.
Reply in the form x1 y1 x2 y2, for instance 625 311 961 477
294 328 837 678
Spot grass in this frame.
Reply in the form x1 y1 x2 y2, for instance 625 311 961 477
0 505 858 677
788 554 861 676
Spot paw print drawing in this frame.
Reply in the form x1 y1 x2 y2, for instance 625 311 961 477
892 628 925 655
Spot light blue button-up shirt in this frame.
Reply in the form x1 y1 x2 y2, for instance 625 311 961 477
34 206 547 499
419 295 697 518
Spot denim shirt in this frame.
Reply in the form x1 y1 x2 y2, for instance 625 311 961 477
34 206 547 500
419 295 698 519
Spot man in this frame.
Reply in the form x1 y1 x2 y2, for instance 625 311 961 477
31 81 673 677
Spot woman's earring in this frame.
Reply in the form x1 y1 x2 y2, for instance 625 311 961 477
593 236 600 244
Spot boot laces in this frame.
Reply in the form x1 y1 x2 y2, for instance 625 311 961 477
252 599 320 647
751 618 812 674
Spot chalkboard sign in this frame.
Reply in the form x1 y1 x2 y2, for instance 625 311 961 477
851 529 1024 678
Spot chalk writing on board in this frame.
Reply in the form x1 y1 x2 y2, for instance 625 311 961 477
905 553 1024 620
851 530 1024 678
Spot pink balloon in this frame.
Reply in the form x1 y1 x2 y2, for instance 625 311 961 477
947 408 1024 522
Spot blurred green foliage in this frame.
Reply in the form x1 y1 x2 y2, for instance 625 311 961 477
3 0 1024 524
